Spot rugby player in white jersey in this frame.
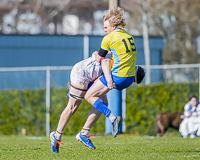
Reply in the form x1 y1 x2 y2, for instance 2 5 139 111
50 51 113 153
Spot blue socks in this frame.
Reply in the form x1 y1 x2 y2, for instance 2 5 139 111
93 98 111 117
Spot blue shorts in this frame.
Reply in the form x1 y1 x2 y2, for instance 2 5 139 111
99 74 135 91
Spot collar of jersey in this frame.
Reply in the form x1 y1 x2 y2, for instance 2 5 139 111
115 27 122 31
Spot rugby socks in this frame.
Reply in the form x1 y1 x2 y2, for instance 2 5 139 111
80 127 91 137
93 98 112 117
55 129 63 141
108 113 117 123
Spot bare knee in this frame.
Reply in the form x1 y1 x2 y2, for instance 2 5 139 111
85 95 108 107
84 92 90 102
84 92 94 105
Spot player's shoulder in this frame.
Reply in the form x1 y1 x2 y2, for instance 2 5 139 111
102 32 114 43
115 29 133 40
105 31 115 38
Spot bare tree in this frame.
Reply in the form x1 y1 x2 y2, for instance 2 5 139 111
121 0 169 84
122 0 200 64
160 0 200 64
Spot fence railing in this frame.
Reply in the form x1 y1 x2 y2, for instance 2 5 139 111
142 64 200 100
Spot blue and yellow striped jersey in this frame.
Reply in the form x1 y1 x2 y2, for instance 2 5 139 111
101 28 137 77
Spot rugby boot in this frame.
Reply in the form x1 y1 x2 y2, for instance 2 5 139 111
76 132 96 150
50 131 64 153
112 116 122 138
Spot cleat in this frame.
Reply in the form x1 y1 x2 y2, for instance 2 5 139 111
50 131 64 153
76 132 96 150
112 116 122 138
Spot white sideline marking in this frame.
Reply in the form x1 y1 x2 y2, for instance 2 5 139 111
183 155 200 158
27 137 43 140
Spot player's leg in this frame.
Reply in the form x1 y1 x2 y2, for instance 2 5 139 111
84 94 108 128
84 78 121 138
76 94 107 149
50 86 86 153
84 75 135 137
50 60 90 153
57 86 86 132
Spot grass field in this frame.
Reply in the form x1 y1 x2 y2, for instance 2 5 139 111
0 133 200 160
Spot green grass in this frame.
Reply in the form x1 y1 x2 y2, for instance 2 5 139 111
0 134 200 160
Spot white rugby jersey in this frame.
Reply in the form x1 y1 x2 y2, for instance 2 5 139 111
84 53 103 82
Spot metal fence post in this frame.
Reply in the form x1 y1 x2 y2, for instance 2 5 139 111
199 63 200 101
46 66 50 137
122 89 126 133
84 35 89 59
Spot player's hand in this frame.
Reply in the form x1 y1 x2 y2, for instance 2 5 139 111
93 51 104 63
93 51 98 55
107 80 116 89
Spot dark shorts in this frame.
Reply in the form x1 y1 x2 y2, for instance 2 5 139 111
99 74 135 91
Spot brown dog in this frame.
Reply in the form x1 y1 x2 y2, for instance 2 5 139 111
155 111 184 137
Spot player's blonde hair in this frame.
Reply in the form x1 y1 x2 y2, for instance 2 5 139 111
103 7 126 28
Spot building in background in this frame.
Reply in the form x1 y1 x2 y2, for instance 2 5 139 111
0 34 163 90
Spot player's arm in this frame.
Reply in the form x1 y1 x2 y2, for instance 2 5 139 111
96 35 111 63
101 52 116 89
93 51 104 62
94 48 108 63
